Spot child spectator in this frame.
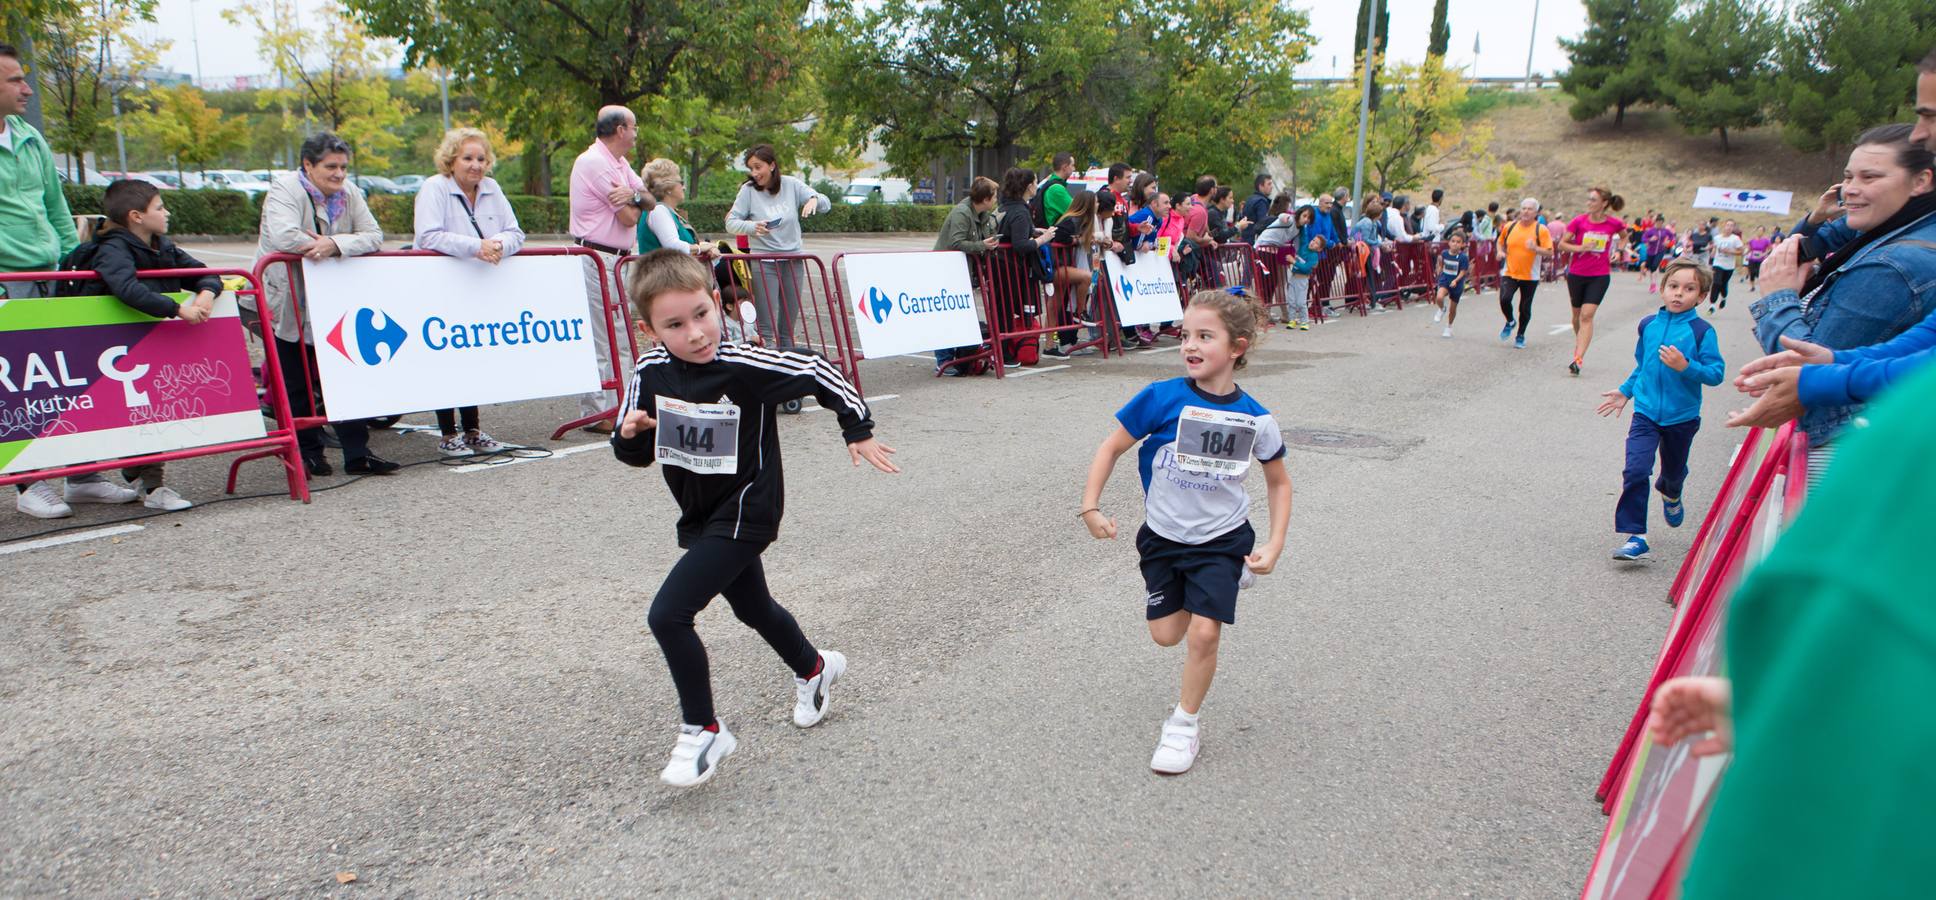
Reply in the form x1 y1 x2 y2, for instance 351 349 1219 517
64 179 224 511
717 284 759 346
1596 257 1727 561
1433 230 1474 338
1287 233 1324 331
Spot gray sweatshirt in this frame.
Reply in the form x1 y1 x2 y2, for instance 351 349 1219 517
725 175 832 253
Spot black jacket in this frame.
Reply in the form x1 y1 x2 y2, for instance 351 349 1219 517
63 228 223 316
1239 191 1272 243
998 198 1052 283
612 343 873 547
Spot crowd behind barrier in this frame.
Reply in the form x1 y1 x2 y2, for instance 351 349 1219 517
1581 423 1809 899
0 267 310 502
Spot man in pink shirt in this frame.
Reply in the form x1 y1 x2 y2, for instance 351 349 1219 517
568 105 654 430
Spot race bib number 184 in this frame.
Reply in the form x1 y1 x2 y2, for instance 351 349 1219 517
1173 406 1258 477
655 395 740 474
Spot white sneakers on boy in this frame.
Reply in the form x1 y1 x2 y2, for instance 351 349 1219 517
793 650 847 728
660 722 738 788
140 486 192 511
16 481 72 518
1150 708 1201 775
64 479 137 504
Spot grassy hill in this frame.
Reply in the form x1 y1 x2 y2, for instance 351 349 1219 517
1431 91 1846 234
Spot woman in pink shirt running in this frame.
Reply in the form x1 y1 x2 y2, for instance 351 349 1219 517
1556 187 1627 376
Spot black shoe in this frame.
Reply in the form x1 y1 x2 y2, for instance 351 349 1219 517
1568 360 1581 376
345 454 401 475
302 454 333 477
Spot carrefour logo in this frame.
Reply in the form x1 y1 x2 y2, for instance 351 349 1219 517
324 306 588 365
1119 275 1135 298
856 284 974 325
325 307 408 366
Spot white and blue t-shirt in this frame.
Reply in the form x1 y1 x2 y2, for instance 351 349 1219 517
1116 378 1286 545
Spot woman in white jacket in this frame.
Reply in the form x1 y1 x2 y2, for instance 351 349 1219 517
724 144 830 349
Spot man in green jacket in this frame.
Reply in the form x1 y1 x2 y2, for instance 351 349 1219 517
3 43 136 519
0 43 80 299
1039 152 1075 226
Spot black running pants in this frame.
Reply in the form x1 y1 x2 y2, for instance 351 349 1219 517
648 536 819 726
1499 277 1538 339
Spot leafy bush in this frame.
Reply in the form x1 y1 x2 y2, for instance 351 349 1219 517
61 185 260 235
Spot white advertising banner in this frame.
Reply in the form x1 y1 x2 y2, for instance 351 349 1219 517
1692 187 1793 216
302 255 603 421
841 251 983 357
1104 249 1184 328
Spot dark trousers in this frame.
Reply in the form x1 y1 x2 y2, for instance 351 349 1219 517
436 407 480 434
274 336 370 461
648 536 819 726
1499 277 1538 338
1617 412 1700 535
1709 267 1734 304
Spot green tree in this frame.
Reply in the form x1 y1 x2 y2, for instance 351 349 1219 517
126 83 246 180
1302 61 1499 194
31 0 160 177
1353 0 1390 110
1768 0 1936 153
1658 0 1774 152
225 0 413 169
821 0 1104 174
1558 0 1673 125
1427 0 1450 58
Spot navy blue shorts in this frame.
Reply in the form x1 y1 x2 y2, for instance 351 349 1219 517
1137 521 1255 625
1438 277 1465 303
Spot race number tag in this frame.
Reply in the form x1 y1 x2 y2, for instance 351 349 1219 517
1173 406 1259 477
655 395 741 474
1582 231 1611 253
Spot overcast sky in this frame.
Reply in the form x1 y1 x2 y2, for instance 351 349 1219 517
139 0 1586 85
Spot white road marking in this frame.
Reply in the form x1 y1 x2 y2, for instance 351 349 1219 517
1136 347 1172 355
801 393 899 413
447 441 608 473
1008 364 1070 377
0 524 146 556
184 248 259 261
1549 325 1572 335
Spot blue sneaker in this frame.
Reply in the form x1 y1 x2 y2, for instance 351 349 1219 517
1612 535 1651 560
1663 497 1685 528
1514 335 1526 350
1499 321 1515 342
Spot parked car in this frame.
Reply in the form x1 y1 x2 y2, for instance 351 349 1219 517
56 166 115 187
142 171 185 189
102 171 175 189
202 169 271 195
248 168 294 183
352 174 408 195
841 177 912 205
391 174 425 193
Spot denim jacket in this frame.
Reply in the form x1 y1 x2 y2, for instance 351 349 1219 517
1752 208 1936 445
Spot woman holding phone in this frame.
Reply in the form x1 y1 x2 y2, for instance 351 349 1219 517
725 144 832 349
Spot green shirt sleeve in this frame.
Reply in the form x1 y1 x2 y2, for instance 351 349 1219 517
41 140 79 258
1045 182 1072 225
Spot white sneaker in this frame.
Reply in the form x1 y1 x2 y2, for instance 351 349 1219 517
793 649 847 728
660 723 737 788
1432 308 1443 323
465 431 507 453
437 435 473 458
140 486 193 511
64 479 137 504
1441 326 1453 339
16 481 73 519
1150 712 1201 775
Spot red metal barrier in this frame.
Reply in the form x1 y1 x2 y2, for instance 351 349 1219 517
971 243 1115 379
1469 241 1503 291
252 247 631 447
1250 244 1329 325
0 268 308 502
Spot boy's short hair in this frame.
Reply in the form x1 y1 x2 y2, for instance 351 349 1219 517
627 249 713 325
1660 256 1714 294
103 179 161 226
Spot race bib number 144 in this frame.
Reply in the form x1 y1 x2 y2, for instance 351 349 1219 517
1173 406 1258 477
655 395 740 474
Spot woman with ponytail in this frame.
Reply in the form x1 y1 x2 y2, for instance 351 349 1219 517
1559 187 1628 375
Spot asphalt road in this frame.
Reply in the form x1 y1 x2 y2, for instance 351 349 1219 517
0 245 1770 896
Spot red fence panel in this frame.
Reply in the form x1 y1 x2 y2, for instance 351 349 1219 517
0 268 308 502
971 243 1113 379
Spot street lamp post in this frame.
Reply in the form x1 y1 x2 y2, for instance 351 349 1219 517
1525 0 1541 89
1349 0 1381 218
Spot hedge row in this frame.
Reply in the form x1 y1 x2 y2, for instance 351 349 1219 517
62 185 261 235
62 184 954 237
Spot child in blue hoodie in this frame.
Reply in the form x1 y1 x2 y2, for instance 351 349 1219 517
1596 256 1726 560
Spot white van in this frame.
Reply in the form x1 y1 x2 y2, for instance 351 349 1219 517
842 177 912 205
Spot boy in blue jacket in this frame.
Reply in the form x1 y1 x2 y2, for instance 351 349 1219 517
1597 257 1726 560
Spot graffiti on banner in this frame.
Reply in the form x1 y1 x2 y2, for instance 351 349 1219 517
301 255 602 421
1104 249 1185 328
1692 187 1793 216
840 251 982 357
0 292 264 475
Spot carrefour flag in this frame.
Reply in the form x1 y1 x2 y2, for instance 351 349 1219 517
1692 187 1792 216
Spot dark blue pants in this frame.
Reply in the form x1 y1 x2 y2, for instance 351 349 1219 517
1617 413 1700 535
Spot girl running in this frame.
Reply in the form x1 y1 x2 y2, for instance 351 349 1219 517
1496 198 1553 349
1708 219 1745 312
613 249 901 788
1434 229 1476 338
1558 187 1627 375
1744 225 1772 292
1079 290 1293 775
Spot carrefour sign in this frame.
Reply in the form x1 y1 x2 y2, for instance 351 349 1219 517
841 252 983 358
302 255 602 420
1104 249 1184 327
